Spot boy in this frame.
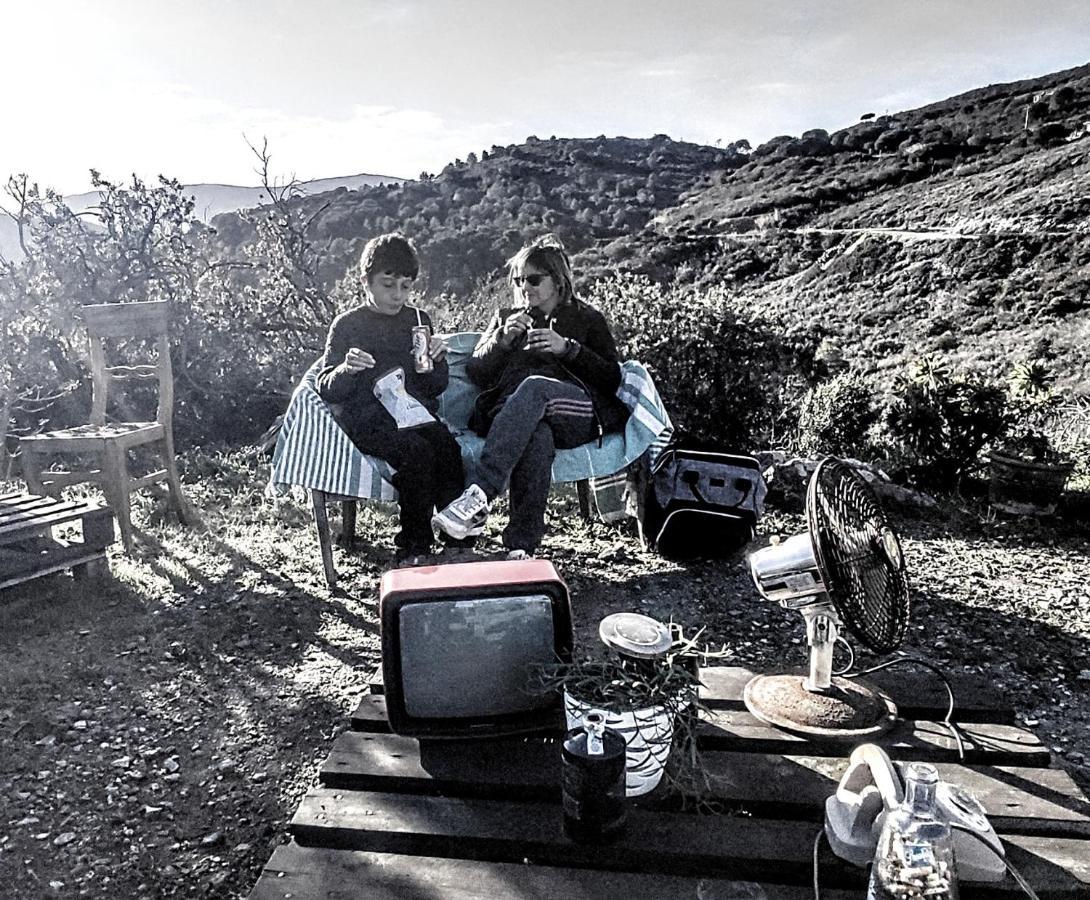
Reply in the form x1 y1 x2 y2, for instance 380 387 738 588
317 233 465 566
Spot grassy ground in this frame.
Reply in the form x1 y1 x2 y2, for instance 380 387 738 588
1 449 1088 898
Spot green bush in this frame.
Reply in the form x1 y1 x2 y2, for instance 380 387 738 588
795 372 877 457
880 363 1007 489
585 273 816 450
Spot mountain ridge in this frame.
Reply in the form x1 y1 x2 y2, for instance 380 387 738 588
0 171 406 260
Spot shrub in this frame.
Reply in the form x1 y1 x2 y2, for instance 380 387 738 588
879 362 1008 489
795 372 877 457
585 274 816 451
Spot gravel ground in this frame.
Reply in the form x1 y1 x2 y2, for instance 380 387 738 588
1 456 1088 899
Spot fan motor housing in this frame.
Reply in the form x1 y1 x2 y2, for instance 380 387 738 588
749 533 827 606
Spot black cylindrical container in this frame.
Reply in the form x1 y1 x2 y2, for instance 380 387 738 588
561 711 627 844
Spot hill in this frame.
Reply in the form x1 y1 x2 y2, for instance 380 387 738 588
582 62 1090 392
206 63 1090 390
0 172 405 261
207 135 735 302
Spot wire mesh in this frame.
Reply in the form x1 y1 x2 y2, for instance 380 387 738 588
807 459 909 653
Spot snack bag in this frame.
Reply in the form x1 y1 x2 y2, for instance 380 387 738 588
373 367 435 429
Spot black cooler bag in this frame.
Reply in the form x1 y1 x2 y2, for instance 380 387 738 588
635 447 766 558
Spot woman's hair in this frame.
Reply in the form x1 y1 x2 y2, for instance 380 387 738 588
359 233 420 280
507 233 574 303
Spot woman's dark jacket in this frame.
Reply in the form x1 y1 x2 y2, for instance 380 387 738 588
466 297 629 438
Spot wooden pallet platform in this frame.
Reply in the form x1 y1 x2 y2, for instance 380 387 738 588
0 491 114 590
248 666 1090 899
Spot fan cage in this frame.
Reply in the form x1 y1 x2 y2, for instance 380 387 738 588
806 459 909 654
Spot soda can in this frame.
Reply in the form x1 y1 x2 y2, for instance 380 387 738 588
411 324 433 373
561 710 627 844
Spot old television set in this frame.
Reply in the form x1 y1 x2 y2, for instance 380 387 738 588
380 558 573 738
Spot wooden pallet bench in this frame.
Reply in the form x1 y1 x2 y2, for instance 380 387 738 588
248 666 1090 899
0 491 114 590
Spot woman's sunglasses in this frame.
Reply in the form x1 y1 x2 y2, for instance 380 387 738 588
512 273 552 287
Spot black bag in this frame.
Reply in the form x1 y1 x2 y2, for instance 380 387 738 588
634 447 766 558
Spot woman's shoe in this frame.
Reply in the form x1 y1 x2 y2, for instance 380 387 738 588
432 484 489 540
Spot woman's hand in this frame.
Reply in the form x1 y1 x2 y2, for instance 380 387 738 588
341 347 375 373
524 327 566 355
501 310 533 347
428 334 449 361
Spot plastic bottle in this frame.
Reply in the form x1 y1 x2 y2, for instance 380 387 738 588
867 762 959 900
561 710 627 844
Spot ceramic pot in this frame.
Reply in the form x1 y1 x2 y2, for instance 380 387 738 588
987 451 1074 516
563 692 675 797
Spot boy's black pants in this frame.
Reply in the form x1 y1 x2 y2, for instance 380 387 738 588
348 418 465 552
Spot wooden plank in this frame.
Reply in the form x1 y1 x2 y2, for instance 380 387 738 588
367 666 1016 724
79 299 170 338
321 731 559 800
0 499 97 538
289 788 1090 897
698 666 1016 724
698 708 1050 766
248 842 856 900
290 787 852 888
0 494 73 521
350 694 1049 766
320 731 1090 836
0 546 108 591
0 492 54 510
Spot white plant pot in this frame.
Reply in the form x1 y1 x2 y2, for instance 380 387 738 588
564 691 676 797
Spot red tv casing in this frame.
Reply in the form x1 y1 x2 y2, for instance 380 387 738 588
379 558 573 738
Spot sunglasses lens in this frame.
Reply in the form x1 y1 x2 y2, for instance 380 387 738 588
517 274 548 287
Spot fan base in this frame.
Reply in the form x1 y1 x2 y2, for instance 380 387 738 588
743 673 897 741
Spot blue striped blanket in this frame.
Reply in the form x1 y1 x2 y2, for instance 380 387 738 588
269 331 673 501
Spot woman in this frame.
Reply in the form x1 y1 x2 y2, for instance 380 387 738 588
432 234 628 558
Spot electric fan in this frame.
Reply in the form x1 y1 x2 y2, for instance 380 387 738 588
745 458 909 738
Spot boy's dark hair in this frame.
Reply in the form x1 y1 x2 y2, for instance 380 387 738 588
359 233 419 280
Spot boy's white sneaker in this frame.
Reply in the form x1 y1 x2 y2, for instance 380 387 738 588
432 484 489 541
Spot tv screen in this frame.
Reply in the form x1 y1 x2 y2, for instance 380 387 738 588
380 559 572 738
400 594 557 718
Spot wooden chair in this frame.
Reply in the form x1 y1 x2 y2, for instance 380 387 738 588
20 300 197 553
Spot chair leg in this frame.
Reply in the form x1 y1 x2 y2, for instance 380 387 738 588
161 434 199 527
311 489 337 589
21 447 47 496
576 479 594 521
102 444 136 554
339 500 357 550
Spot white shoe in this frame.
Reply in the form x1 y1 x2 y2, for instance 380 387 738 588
432 484 489 541
505 549 532 561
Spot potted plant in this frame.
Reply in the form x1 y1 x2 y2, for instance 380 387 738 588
988 427 1074 515
987 361 1074 516
537 615 729 798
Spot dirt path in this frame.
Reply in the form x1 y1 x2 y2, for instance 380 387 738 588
1 458 1088 899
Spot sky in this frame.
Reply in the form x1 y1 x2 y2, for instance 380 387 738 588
2 0 1089 195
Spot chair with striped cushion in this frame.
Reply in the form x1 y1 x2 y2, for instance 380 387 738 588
269 332 672 587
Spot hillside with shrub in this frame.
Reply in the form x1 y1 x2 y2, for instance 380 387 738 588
207 134 737 300
585 62 1090 396
3 62 1089 497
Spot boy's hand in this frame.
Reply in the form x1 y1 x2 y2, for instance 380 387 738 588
429 334 449 361
342 347 375 373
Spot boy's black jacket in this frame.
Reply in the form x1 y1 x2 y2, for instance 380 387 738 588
316 304 447 435
466 297 629 437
